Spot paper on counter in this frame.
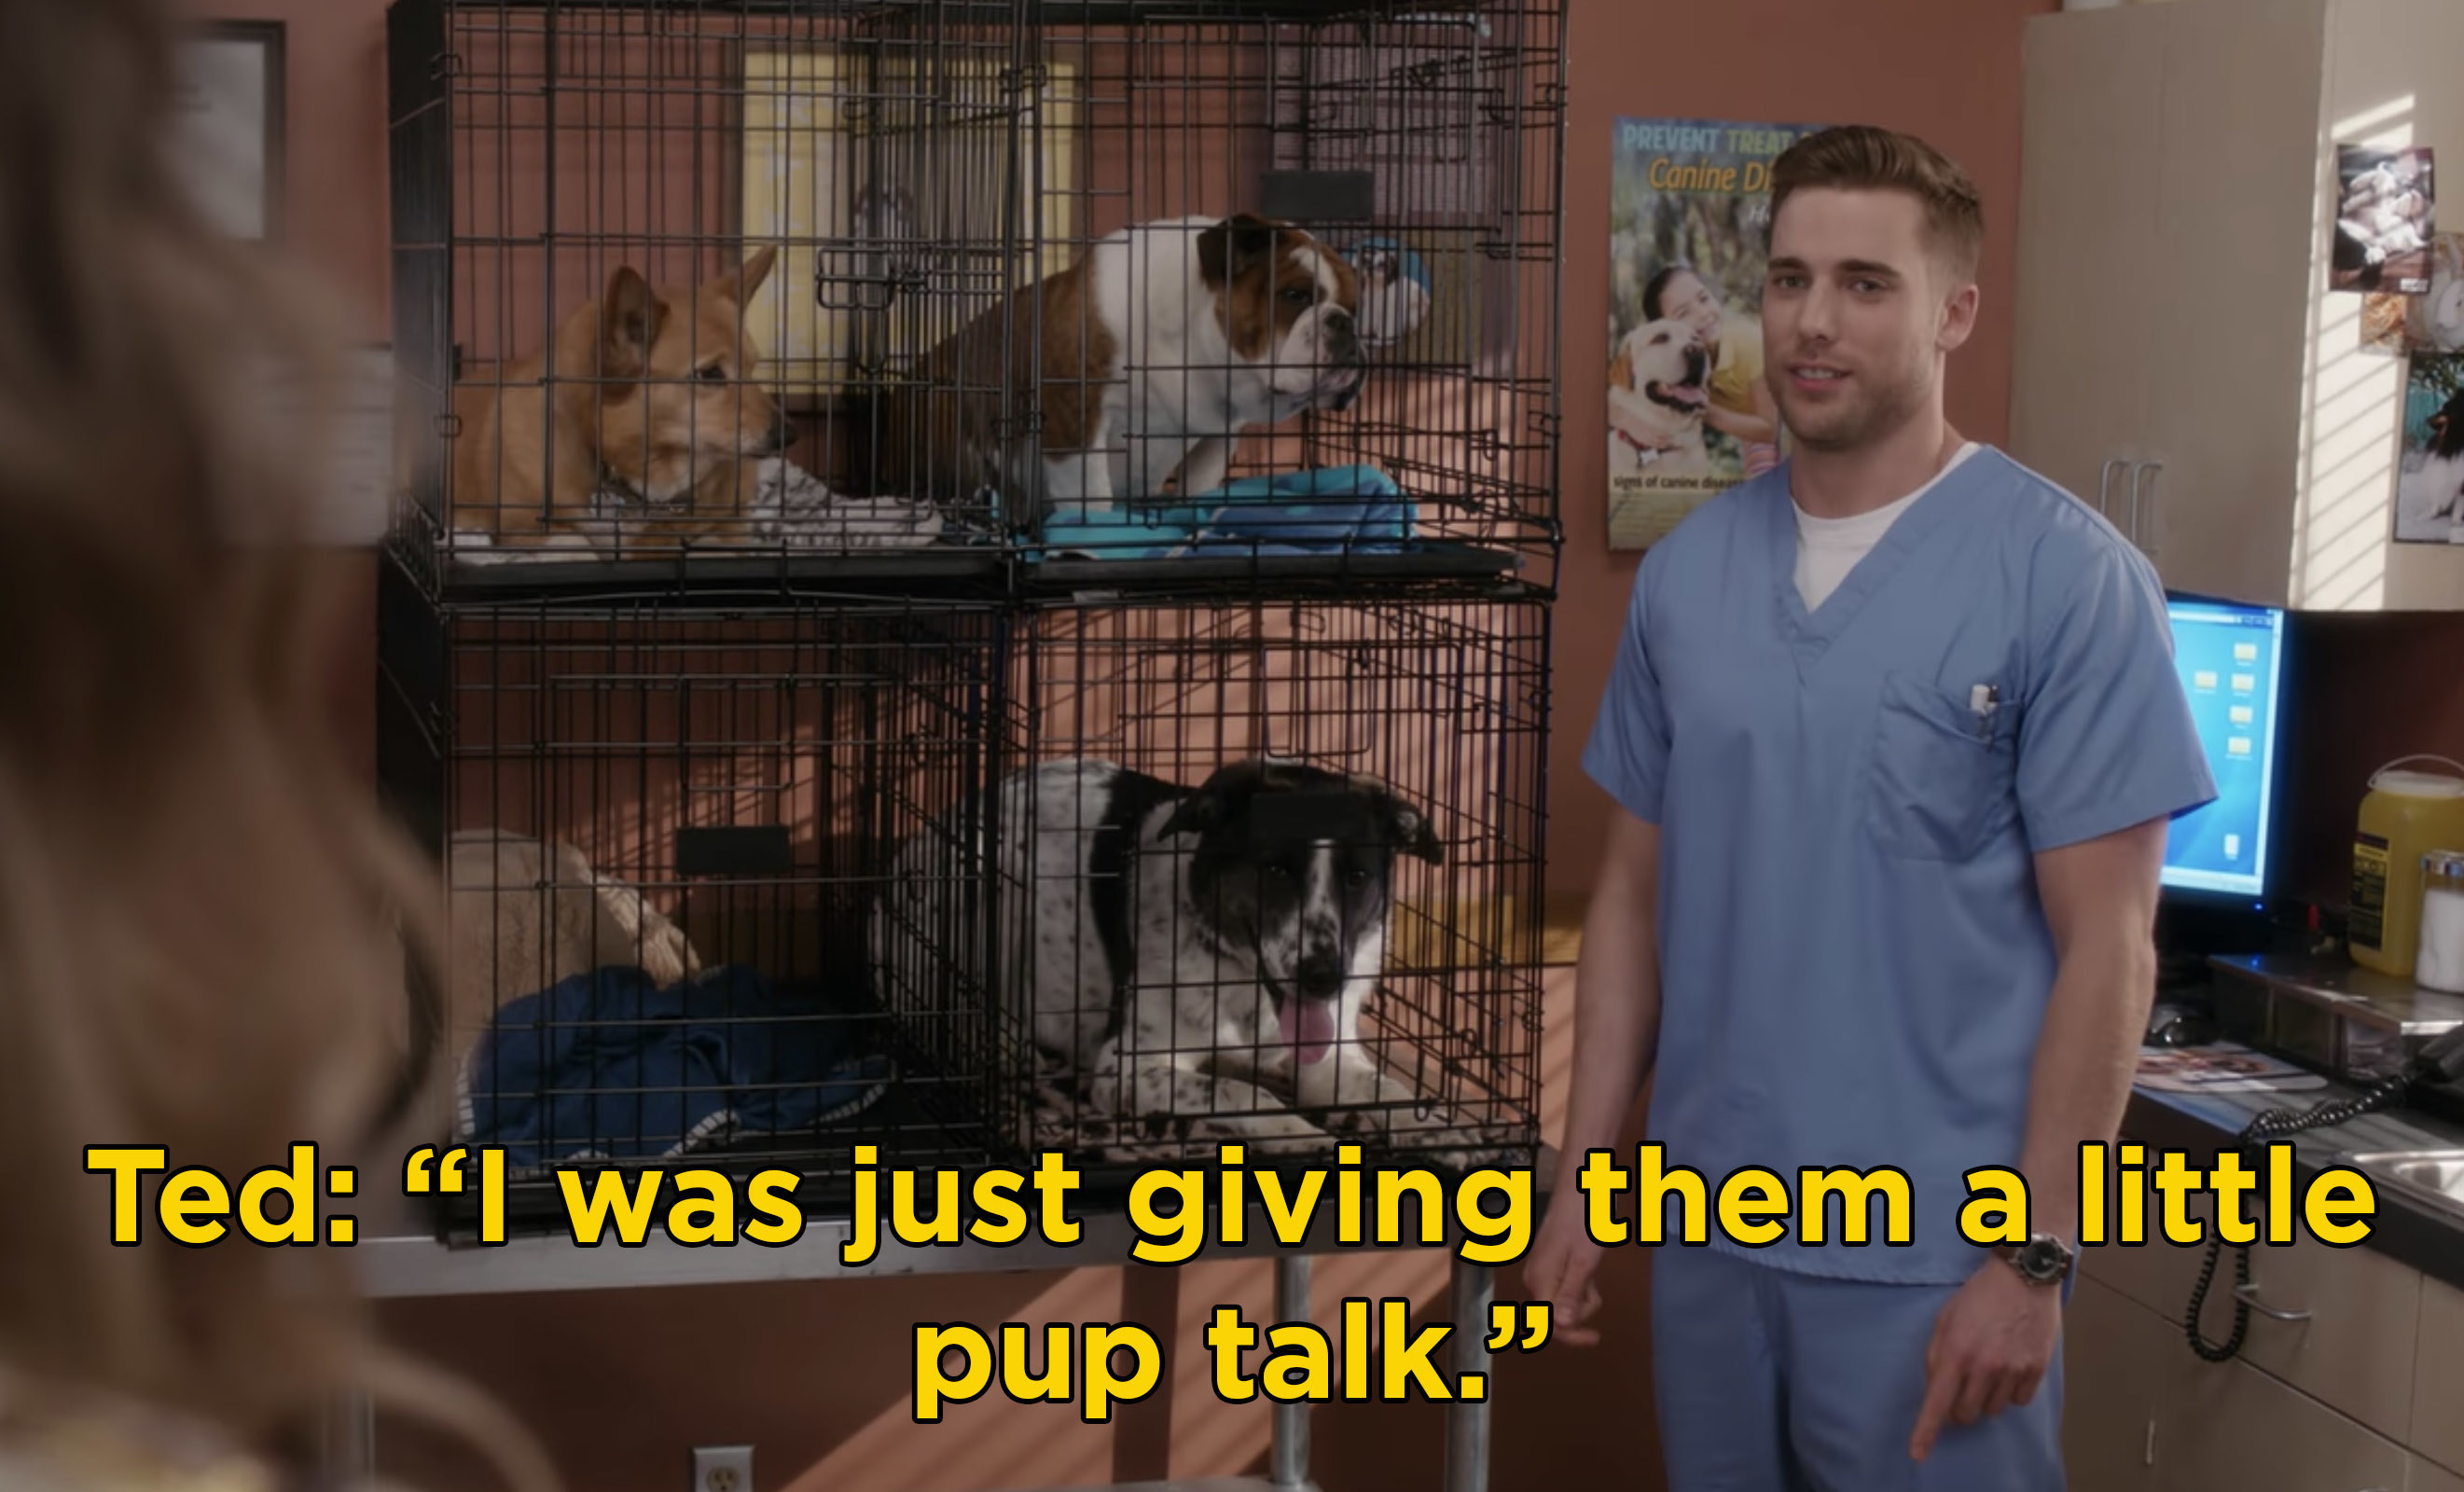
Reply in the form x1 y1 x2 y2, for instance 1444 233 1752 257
2136 1041 2330 1094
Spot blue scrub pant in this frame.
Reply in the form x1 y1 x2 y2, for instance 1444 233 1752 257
1651 1244 2068 1491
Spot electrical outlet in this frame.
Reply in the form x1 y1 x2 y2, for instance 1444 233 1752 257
692 1445 752 1492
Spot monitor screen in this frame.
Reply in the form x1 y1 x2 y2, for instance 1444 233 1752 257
2160 595 2289 899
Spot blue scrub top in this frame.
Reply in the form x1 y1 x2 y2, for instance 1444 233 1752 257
1582 445 2217 1284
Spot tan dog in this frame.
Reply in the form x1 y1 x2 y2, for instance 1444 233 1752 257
450 248 794 549
1606 315 1714 478
440 829 702 1063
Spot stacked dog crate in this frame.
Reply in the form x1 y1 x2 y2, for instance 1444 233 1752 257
380 0 1042 1231
380 0 1564 1235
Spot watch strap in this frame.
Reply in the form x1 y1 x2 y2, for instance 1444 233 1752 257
1998 1234 2074 1284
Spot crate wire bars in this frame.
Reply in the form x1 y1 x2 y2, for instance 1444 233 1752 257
385 0 1562 596
1011 0 1564 587
381 0 1563 1237
985 595 1553 1189
388 0 1042 597
376 565 1017 1229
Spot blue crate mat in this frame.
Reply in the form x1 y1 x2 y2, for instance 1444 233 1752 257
1032 464 1415 560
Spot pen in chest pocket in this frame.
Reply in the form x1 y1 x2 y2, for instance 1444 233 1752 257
1968 683 2001 740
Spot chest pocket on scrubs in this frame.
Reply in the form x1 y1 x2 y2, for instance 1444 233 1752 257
1865 670 2022 862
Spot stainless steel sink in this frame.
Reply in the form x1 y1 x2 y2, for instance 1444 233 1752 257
2336 1149 2464 1226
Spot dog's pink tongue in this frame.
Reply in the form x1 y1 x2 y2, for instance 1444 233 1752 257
1291 1002 1337 1066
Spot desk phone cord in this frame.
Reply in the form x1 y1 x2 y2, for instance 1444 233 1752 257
2179 1068 2415 1361
2180 1019 2464 1361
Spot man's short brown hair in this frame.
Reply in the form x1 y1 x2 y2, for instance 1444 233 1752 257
1769 125 1984 287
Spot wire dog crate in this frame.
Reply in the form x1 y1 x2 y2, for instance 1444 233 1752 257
1007 0 1566 590
375 562 1017 1227
382 0 1565 596
865 591 1549 1188
376 0 1565 1257
385 0 1043 598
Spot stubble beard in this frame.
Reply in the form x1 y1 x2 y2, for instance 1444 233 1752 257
1774 353 1931 455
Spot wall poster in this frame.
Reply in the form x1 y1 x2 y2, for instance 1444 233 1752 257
2393 352 2464 545
1607 117 1820 551
2332 144 2435 297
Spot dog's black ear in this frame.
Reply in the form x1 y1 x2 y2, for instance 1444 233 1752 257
1198 214 1281 290
1364 782 1444 864
1156 785 1224 841
602 267 664 378
1156 762 1267 842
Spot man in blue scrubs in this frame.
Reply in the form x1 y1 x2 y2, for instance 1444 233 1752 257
1525 126 2217 1486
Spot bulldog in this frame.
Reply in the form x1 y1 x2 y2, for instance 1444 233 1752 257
878 213 1367 518
1606 315 1714 478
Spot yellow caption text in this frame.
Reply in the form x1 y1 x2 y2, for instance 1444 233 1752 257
1570 1141 2379 1249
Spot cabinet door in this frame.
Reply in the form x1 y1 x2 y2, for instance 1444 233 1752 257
2064 1276 2166 1492
2007 9 2164 522
2220 1207 2421 1446
2077 1137 2213 1319
2139 0 2328 607
2413 1455 2464 1492
2079 1136 2425 1442
2156 1354 2412 1492
2415 1275 2464 1479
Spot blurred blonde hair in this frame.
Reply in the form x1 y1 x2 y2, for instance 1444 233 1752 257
0 3 555 1490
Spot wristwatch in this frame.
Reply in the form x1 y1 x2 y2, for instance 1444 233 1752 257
1999 1233 2076 1286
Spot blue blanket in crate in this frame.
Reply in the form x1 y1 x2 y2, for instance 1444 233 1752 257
457 963 895 1174
1035 464 1416 560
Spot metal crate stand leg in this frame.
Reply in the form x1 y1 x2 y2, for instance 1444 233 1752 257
1271 1254 1314 1492
1446 1258 1492 1492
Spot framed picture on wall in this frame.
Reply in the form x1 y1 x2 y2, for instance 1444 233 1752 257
2393 352 2464 545
170 20 284 242
2331 143 2434 296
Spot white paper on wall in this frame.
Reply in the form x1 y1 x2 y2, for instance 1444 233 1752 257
168 35 270 241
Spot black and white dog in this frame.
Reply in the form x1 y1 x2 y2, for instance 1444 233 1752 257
869 755 1504 1159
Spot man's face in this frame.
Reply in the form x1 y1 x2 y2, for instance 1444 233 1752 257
1761 186 1977 453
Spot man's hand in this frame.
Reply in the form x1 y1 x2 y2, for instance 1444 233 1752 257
1908 1260 2063 1462
1520 1189 1607 1347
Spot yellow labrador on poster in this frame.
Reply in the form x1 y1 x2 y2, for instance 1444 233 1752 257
1607 315 1715 479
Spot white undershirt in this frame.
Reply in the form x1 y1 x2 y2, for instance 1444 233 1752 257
1793 442 1982 610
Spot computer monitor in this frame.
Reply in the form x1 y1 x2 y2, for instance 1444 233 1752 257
2158 591 2291 906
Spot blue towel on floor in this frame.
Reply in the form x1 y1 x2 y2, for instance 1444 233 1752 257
458 964 895 1173
1035 464 1416 560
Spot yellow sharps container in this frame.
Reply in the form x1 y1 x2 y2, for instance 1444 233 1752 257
2350 756 2464 979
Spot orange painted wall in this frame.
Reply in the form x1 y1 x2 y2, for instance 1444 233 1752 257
198 2 2053 1489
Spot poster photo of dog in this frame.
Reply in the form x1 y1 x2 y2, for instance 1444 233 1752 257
2392 352 2464 545
2361 235 2464 357
2332 144 2436 296
2401 233 2464 352
1605 117 1818 551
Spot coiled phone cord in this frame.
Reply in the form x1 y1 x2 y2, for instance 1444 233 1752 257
2181 1068 2416 1361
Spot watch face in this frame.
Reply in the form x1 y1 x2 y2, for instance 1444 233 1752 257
2018 1239 2066 1278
